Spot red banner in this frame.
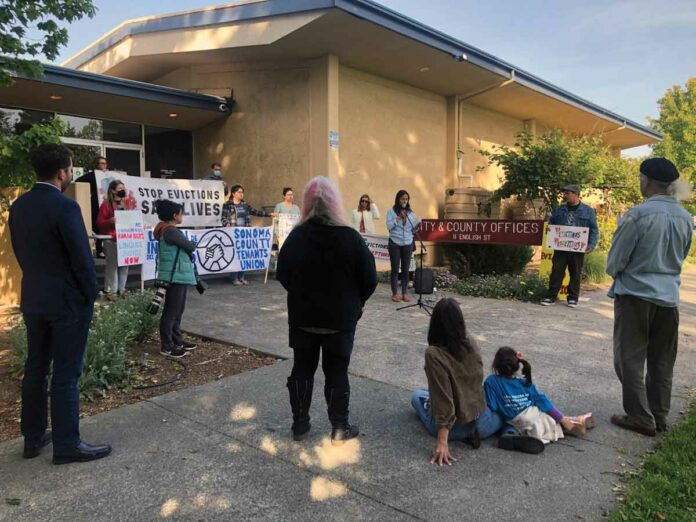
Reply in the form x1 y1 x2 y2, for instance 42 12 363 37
418 219 544 245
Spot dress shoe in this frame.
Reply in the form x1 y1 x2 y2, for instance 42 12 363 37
464 428 481 449
331 424 359 446
53 441 112 465
610 414 656 437
498 433 545 454
23 431 52 459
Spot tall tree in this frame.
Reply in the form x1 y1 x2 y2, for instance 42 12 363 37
0 0 97 86
650 78 696 187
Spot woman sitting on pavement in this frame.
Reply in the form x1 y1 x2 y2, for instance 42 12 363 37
484 347 594 454
277 176 377 445
222 184 277 285
153 200 198 359
350 194 380 234
411 298 508 466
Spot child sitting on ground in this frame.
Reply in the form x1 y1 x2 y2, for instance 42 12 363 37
484 346 594 454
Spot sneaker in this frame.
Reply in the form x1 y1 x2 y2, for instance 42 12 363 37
241 279 249 286
567 298 578 308
232 280 243 286
292 422 311 442
331 424 359 446
180 340 197 351
498 433 545 454
160 346 187 359
402 294 412 303
540 298 556 306
391 295 402 303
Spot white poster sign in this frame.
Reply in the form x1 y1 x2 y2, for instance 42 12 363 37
277 214 301 249
361 233 391 265
143 227 273 281
95 171 225 228
115 210 146 267
545 224 589 253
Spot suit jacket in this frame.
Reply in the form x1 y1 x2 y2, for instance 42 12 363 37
9 183 98 315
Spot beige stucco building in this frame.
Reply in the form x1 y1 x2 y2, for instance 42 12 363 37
62 0 659 236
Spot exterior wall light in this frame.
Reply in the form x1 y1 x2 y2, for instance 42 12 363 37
50 95 63 100
169 112 178 118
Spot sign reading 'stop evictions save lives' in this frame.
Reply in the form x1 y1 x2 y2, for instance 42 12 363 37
418 219 544 245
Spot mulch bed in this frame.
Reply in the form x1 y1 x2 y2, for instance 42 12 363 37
0 329 278 444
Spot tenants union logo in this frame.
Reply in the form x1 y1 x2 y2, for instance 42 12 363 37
195 230 234 272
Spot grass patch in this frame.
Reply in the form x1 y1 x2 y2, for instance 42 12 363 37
582 250 609 284
610 393 696 521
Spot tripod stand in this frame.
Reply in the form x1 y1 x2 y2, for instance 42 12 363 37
397 214 433 315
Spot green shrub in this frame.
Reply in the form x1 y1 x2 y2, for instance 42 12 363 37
452 272 548 302
443 243 534 278
11 292 160 399
596 216 618 253
582 250 609 283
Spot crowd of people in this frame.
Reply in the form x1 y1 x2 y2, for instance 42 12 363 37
7 143 692 465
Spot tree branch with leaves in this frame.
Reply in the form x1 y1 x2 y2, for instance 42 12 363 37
0 0 96 86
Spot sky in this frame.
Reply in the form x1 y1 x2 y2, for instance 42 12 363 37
52 0 696 157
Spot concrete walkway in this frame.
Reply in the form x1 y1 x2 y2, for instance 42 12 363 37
1 268 695 521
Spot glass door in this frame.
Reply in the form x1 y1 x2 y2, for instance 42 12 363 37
105 147 143 178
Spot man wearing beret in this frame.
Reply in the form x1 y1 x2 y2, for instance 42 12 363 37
541 184 599 308
607 158 693 436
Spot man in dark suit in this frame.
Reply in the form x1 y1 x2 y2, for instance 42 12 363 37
9 143 112 464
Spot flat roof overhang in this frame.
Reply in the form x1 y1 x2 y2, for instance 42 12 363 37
62 0 660 148
0 64 232 130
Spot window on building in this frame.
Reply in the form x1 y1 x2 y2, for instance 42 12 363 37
144 126 193 179
57 114 142 144
0 106 53 135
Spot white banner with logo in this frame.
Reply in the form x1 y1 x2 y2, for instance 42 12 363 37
361 233 391 266
115 210 146 267
95 172 225 228
545 224 589 253
277 214 301 249
143 226 273 281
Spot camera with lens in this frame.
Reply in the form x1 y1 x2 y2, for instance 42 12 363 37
195 277 208 295
146 287 167 314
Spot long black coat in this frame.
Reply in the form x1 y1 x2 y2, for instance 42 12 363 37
277 218 377 331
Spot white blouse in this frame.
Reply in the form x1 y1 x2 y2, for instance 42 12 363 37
350 203 381 234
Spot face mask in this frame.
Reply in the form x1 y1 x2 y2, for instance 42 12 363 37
116 190 127 198
213 170 221 177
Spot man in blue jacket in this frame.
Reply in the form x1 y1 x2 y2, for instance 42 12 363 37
541 184 599 308
9 143 111 464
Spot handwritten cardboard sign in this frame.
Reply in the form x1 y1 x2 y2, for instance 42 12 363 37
545 224 589 253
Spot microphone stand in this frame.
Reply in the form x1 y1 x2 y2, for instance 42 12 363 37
397 209 433 315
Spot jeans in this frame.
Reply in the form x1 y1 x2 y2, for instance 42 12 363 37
160 284 188 349
289 327 355 427
231 271 246 282
388 240 413 296
103 239 129 293
410 389 503 440
548 250 584 301
22 304 93 453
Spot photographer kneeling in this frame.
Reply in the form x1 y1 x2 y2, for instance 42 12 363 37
153 200 198 359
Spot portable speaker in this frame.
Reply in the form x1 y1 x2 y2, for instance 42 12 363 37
414 268 434 294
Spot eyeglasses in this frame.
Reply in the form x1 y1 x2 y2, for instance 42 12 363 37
360 199 369 204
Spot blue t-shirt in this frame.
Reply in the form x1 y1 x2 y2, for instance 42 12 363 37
483 374 555 421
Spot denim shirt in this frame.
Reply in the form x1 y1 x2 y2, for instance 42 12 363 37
548 202 599 250
386 207 419 246
607 195 693 307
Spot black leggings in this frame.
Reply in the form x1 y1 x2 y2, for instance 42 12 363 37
388 239 413 296
289 328 355 425
160 284 187 349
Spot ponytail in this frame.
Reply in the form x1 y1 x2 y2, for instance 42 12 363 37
519 358 533 387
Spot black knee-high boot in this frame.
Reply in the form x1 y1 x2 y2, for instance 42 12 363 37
325 387 359 445
287 378 313 441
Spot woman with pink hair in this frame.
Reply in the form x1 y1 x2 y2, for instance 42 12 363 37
277 177 378 445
